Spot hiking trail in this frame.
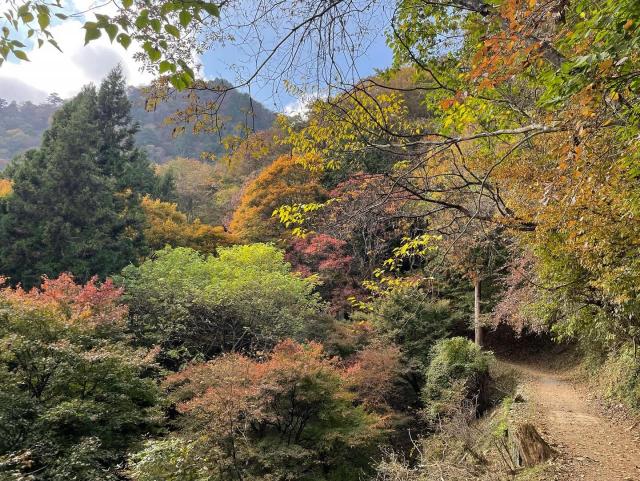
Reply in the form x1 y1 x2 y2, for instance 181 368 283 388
505 359 640 480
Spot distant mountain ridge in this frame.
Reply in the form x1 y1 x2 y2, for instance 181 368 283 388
0 80 275 167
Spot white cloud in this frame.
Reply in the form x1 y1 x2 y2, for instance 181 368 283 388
0 17 153 103
283 95 317 118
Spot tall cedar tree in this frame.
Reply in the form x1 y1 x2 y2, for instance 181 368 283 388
0 69 155 287
96 66 157 194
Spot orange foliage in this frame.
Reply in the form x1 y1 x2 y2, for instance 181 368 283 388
162 339 386 479
230 155 327 242
346 344 402 411
164 338 391 424
0 273 127 329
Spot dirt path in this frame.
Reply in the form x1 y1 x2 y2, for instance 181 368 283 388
507 361 640 480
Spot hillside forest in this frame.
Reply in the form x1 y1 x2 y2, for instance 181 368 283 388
1 0 640 480
0 79 274 166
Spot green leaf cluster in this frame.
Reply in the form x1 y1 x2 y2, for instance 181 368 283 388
119 244 326 367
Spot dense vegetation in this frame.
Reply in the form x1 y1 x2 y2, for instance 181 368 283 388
1 0 640 479
0 95 60 167
0 81 273 165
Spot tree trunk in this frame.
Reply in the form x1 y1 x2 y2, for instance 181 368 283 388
509 423 556 468
474 276 483 347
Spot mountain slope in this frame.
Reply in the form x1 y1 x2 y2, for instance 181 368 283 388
129 80 275 162
0 80 275 167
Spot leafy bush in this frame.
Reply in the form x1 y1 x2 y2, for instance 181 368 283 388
361 287 455 369
0 274 161 481
130 340 385 481
592 346 640 409
422 337 494 421
120 244 325 367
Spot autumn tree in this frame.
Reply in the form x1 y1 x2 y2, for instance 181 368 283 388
286 233 363 315
0 274 162 481
230 154 327 242
141 196 234 252
130 340 386 481
217 126 289 180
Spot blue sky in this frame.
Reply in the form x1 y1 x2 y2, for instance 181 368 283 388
0 0 394 112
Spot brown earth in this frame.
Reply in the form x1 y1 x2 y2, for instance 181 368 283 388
507 360 640 481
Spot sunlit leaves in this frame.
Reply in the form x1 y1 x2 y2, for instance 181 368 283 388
1 0 222 91
178 9 192 27
120 245 325 365
0 179 12 198
0 0 73 63
282 91 414 171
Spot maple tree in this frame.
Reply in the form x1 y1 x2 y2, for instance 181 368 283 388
0 274 161 481
230 154 327 242
131 339 386 481
286 233 363 315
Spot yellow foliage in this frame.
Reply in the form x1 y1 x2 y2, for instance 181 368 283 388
141 196 235 252
0 179 12 198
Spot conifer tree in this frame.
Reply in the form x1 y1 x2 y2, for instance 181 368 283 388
96 66 157 194
0 83 147 287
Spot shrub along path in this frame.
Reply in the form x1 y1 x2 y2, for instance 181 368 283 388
506 360 640 480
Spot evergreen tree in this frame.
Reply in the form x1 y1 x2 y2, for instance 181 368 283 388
96 66 157 194
0 85 145 287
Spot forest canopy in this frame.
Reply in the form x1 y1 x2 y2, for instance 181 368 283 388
1 0 640 480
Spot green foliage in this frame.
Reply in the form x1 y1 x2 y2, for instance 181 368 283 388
0 89 140 287
0 275 162 481
357 286 454 369
119 244 325 367
593 345 640 409
422 337 493 420
96 66 157 194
